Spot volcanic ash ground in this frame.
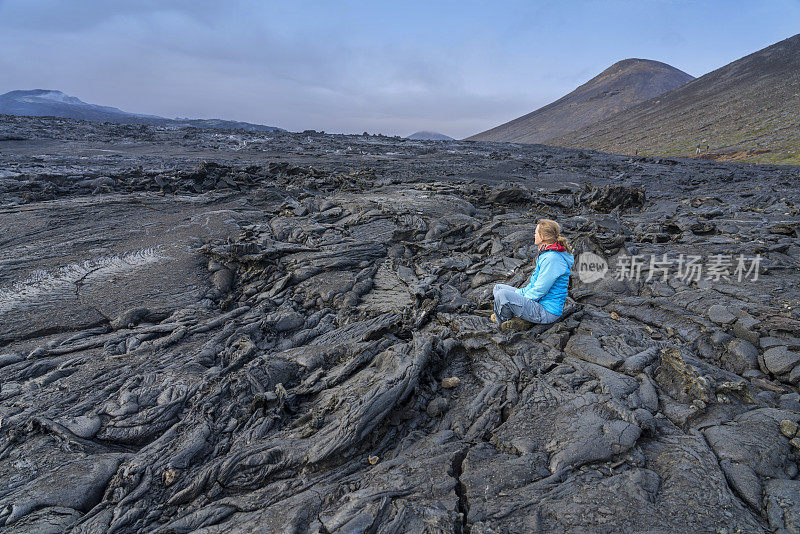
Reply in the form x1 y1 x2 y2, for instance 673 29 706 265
1 118 800 532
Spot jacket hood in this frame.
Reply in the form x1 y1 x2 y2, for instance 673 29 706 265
541 248 574 269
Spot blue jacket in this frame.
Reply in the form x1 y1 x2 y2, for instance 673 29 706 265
516 250 574 315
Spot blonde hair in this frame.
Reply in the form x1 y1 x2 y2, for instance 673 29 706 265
537 218 572 253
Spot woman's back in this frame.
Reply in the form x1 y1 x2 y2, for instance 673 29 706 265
537 250 573 315
519 248 574 315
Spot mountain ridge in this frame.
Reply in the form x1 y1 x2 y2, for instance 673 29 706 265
467 58 693 144
0 89 284 133
547 33 800 164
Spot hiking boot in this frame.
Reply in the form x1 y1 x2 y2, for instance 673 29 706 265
500 317 534 332
490 313 498 324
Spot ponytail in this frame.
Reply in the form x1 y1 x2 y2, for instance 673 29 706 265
556 235 573 254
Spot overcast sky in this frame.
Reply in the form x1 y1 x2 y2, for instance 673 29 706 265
0 0 798 138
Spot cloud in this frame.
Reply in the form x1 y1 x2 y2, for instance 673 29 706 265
0 1 543 137
0 1 796 138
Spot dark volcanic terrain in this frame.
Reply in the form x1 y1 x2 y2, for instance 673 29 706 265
1 115 800 533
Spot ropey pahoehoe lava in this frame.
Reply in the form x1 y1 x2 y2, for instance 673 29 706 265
0 114 799 533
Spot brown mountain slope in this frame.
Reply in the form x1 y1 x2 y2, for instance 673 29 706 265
547 33 800 165
467 59 693 144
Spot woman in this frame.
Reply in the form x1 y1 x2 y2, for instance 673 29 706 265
491 219 574 330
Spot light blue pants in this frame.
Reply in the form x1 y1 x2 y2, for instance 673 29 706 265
492 284 560 325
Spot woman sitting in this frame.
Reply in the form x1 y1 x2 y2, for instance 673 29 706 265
491 218 574 331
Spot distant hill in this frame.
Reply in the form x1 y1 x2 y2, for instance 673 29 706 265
0 89 284 133
548 33 800 165
406 131 454 141
467 59 693 144
0 89 160 122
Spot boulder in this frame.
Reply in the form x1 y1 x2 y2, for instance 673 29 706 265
733 317 760 346
708 304 736 325
723 339 759 375
763 346 800 376
564 335 623 369
764 479 800 533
